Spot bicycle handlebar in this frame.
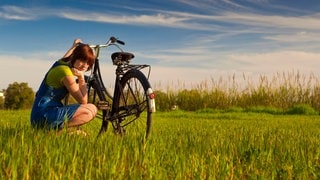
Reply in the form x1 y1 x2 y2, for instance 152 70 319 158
89 36 125 48
89 36 126 58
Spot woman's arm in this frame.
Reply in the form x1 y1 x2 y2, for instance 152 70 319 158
63 39 82 58
62 69 88 104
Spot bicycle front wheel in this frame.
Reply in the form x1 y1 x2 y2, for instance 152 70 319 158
111 69 154 140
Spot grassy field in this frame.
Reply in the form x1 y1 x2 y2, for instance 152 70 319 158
1 109 320 179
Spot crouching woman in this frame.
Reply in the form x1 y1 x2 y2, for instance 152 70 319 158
30 39 97 134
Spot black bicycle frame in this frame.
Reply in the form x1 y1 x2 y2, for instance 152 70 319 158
88 55 152 134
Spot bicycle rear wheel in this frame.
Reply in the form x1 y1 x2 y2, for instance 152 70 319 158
111 69 154 140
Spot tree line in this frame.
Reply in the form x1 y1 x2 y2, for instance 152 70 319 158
0 82 34 109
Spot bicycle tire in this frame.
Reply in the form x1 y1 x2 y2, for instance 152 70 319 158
111 69 153 140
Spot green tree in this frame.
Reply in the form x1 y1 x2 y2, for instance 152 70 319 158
0 89 4 109
5 82 34 109
0 97 4 109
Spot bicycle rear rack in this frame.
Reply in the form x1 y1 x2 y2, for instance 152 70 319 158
117 64 152 79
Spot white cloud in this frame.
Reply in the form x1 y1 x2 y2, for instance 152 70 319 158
0 5 37 20
0 55 49 90
60 11 197 29
2 4 320 39
226 50 320 75
264 31 320 43
219 12 320 30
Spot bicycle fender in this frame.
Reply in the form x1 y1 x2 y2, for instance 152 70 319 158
147 88 156 112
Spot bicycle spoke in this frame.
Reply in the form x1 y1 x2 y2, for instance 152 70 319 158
112 69 153 140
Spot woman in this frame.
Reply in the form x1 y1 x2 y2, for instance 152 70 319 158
31 39 97 134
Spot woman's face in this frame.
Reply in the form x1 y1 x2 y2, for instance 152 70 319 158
73 59 89 71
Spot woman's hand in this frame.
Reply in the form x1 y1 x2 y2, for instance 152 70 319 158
72 39 82 47
72 68 86 86
63 38 83 58
71 68 84 78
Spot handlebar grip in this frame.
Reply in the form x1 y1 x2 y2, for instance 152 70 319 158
110 36 125 45
116 39 125 45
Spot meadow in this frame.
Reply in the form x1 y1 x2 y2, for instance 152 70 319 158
1 109 320 179
2 71 320 179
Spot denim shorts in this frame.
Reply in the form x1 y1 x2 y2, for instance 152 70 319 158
31 104 80 130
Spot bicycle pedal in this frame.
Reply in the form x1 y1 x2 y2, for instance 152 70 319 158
97 101 110 110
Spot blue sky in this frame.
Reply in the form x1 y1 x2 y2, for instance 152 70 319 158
1 0 320 90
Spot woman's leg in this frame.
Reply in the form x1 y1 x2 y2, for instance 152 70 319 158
67 103 97 127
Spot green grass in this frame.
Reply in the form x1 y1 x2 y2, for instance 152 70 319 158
1 110 320 179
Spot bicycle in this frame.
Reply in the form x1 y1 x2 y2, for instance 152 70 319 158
66 36 156 140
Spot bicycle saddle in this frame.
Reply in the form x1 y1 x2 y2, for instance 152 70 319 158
111 52 135 65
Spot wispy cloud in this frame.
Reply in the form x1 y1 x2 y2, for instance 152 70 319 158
2 4 320 33
219 12 320 30
264 31 320 43
60 11 199 29
0 5 37 20
2 4 320 57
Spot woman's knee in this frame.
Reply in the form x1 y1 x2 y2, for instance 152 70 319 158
83 104 98 119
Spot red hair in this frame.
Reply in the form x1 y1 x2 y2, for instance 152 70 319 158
69 44 95 70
